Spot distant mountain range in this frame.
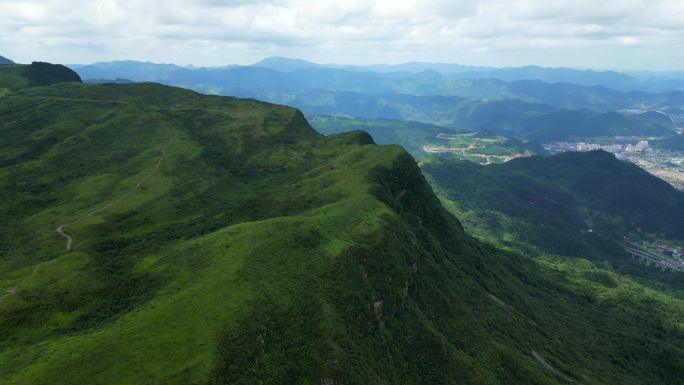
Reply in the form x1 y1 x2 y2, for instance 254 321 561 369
253 57 646 90
253 56 493 76
71 60 684 111
0 55 14 65
68 60 682 142
254 57 684 93
270 91 674 142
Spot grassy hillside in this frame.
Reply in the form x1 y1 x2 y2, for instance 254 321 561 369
1 78 684 384
0 62 81 90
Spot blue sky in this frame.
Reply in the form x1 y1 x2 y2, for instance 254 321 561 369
1 0 683 70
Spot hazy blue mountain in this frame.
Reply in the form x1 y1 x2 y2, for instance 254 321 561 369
252 56 323 71
266 89 467 125
653 133 684 151
76 61 396 95
252 57 490 75
361 62 489 75
275 90 674 141
507 80 628 110
72 60 684 112
625 70 684 92
251 57 684 92
0 55 13 65
457 65 640 90
452 99 675 141
273 58 684 92
69 60 681 142
251 58 642 88
85 78 134 84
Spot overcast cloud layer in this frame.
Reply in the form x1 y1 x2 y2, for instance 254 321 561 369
1 0 683 69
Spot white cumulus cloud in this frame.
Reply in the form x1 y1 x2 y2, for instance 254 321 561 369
0 0 682 69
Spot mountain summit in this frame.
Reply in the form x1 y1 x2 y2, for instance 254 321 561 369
251 56 322 71
0 61 81 89
0 55 14 65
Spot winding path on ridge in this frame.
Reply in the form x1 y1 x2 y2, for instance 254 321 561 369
54 130 171 251
0 265 41 300
0 94 251 300
0 94 175 299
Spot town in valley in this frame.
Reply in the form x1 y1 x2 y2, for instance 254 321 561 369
545 139 684 191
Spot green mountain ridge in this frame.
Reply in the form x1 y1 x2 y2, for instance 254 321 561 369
0 61 81 90
1 64 684 384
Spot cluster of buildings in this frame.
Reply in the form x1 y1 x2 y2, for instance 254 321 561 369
544 139 684 191
626 140 650 153
623 238 684 272
545 141 650 154
423 145 461 154
658 244 683 259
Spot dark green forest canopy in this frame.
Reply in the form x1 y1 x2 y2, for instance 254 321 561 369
422 150 684 282
0 61 81 90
